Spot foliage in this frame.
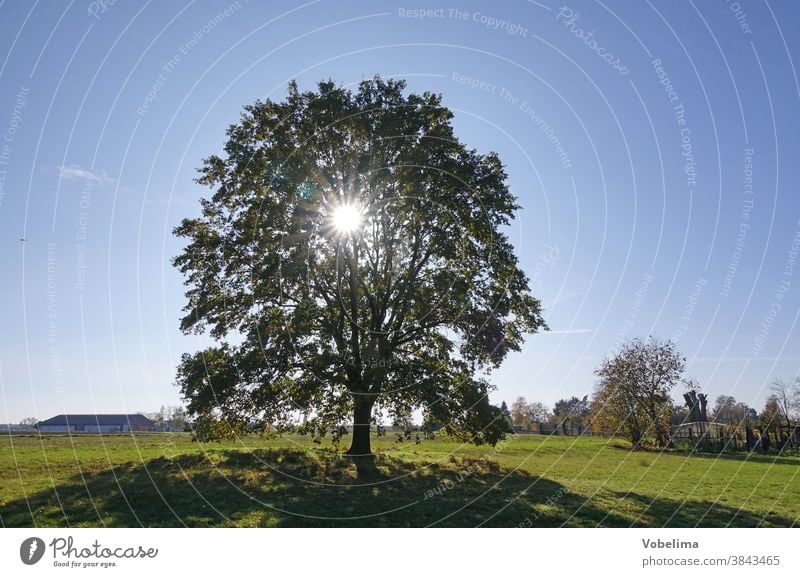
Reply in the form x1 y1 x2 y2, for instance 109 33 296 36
169 406 188 431
553 396 589 435
420 410 444 436
710 395 755 428
148 405 189 432
768 378 800 446
510 396 549 432
760 396 782 434
499 401 513 428
173 77 547 454
592 337 685 448
588 395 617 436
669 404 690 427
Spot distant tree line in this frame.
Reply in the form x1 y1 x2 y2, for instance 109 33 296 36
507 395 589 435
145 405 189 432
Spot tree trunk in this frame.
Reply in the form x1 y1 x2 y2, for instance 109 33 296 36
655 425 667 448
347 399 374 457
745 425 755 450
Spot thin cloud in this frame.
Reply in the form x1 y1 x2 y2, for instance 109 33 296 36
545 329 594 335
690 356 800 363
58 164 115 185
549 290 583 308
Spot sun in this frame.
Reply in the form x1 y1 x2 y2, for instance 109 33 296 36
331 203 362 234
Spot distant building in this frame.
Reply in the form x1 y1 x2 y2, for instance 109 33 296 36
36 414 155 433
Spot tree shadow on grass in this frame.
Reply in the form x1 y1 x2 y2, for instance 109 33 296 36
1 448 794 527
606 490 795 528
0 448 598 528
665 450 800 467
611 442 800 466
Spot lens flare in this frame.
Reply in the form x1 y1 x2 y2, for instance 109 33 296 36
332 204 362 234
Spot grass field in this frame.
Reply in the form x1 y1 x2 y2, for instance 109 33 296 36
1 432 798 528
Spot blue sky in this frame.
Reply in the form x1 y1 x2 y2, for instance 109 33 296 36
1 0 799 422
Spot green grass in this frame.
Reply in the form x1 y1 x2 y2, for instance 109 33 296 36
1 432 798 527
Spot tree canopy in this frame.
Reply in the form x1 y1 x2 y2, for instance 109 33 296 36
173 77 546 455
591 337 685 448
553 395 589 435
509 396 549 432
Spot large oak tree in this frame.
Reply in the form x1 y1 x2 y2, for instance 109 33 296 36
174 77 546 455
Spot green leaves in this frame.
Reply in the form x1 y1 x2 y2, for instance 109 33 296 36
174 77 546 446
593 337 686 448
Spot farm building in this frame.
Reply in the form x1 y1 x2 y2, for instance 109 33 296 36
36 414 155 433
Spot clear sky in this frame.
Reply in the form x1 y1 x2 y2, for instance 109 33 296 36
1 0 799 423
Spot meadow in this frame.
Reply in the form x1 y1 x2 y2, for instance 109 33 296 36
1 432 798 528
